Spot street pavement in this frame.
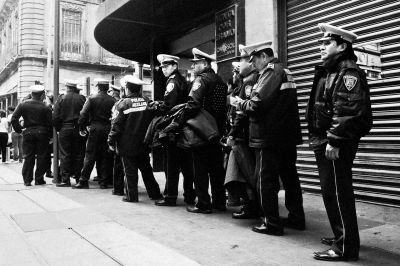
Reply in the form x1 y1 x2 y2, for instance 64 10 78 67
1 162 400 266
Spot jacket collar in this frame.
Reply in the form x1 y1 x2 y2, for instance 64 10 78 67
126 92 141 98
259 57 278 75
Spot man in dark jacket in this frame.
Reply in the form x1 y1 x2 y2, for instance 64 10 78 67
153 54 195 207
231 41 304 236
109 83 125 196
108 75 162 202
53 81 86 187
11 85 52 186
74 79 115 189
307 23 372 262
165 48 227 214
226 44 259 219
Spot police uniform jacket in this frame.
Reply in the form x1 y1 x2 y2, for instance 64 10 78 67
78 91 115 131
53 90 86 131
237 58 302 148
306 58 373 148
11 99 52 135
228 70 259 142
184 68 227 134
161 70 189 110
108 92 154 156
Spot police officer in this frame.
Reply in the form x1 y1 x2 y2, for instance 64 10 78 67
307 24 372 261
165 48 227 214
153 54 196 207
74 79 115 189
108 75 162 202
226 44 259 219
231 41 304 235
53 81 87 187
110 83 125 196
11 85 52 186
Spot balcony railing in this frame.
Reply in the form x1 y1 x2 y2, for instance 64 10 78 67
100 48 132 66
60 41 87 61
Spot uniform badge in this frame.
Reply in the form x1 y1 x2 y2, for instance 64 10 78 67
266 63 274 69
166 83 175 93
343 75 358 91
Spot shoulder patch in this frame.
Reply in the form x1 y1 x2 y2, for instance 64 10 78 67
343 75 358 91
191 80 201 92
166 83 175 93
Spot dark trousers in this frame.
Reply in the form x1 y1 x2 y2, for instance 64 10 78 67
0 132 8 162
80 126 112 185
192 142 226 209
121 153 161 201
11 132 23 161
255 145 304 225
59 125 86 183
113 154 124 193
314 141 360 257
21 132 49 183
163 143 196 203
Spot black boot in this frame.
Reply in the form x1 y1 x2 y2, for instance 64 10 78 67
232 200 259 219
73 181 89 189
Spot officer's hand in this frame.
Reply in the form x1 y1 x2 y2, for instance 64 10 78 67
325 144 340 160
148 101 159 108
49 138 53 145
229 96 239 107
226 137 235 147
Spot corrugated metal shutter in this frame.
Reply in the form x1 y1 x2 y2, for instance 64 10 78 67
286 0 400 206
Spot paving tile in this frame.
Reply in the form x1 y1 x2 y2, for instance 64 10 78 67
21 188 83 212
360 224 400 255
25 228 119 265
0 233 44 265
0 166 23 184
54 208 112 227
0 211 19 235
73 221 200 266
0 191 44 215
11 212 65 232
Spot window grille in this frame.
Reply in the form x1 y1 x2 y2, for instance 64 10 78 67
61 9 82 54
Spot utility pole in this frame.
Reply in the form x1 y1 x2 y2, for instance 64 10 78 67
53 0 60 184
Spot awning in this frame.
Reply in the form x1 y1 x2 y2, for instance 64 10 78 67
94 0 229 64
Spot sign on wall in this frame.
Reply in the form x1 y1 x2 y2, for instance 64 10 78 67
215 4 238 62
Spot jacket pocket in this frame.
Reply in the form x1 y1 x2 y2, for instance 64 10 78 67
314 102 333 130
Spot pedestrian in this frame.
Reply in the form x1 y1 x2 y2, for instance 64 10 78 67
44 89 55 179
224 61 242 207
73 78 115 189
153 54 196 207
7 106 23 163
307 23 373 261
53 80 87 187
109 83 125 196
11 85 52 186
226 44 259 219
0 110 8 163
230 41 304 235
163 48 227 214
108 75 162 202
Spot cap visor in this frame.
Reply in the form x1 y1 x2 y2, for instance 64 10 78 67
249 55 255 63
318 37 332 42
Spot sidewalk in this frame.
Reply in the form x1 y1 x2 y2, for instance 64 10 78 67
0 162 400 266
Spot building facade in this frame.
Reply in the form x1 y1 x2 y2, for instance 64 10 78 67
94 0 400 206
0 0 136 109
